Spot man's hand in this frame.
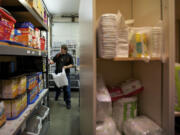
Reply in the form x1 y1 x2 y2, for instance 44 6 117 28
49 59 54 64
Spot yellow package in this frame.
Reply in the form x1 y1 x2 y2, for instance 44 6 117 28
4 100 12 119
12 98 22 118
0 114 6 127
21 93 27 111
17 76 27 95
1 78 18 99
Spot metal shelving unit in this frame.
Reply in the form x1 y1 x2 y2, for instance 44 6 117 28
0 0 51 134
0 42 47 57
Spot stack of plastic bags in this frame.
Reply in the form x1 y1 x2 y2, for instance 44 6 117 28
123 116 162 135
96 77 121 135
98 12 129 59
98 14 118 59
116 12 129 58
113 97 137 132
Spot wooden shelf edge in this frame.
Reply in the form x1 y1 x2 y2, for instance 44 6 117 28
97 57 162 62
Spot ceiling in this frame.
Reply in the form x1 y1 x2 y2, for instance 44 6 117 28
43 0 80 16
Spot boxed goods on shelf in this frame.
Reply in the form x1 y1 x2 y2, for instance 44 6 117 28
25 116 42 135
3 93 27 120
123 116 162 135
0 101 6 127
40 37 45 50
27 85 39 104
21 93 27 112
34 28 40 49
0 8 16 40
14 22 34 47
113 97 137 132
0 77 18 99
17 75 27 95
27 73 38 90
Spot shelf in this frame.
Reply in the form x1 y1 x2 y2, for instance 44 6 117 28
0 89 48 135
0 42 47 57
175 111 180 117
2 0 48 30
97 57 162 62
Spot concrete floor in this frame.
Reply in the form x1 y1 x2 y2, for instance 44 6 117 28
47 91 80 135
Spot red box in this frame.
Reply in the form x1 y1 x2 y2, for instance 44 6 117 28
0 8 16 40
40 37 45 50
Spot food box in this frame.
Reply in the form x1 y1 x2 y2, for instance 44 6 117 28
17 75 27 95
0 78 18 99
0 8 16 40
4 100 11 119
14 27 34 47
12 97 22 118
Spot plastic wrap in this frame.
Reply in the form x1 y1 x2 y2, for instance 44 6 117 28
113 97 137 132
175 63 180 111
98 14 117 59
96 117 118 135
96 77 112 122
116 11 129 58
108 79 143 102
128 27 152 61
123 116 162 135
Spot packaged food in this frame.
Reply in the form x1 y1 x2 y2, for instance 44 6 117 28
27 85 39 104
0 8 16 40
17 75 27 95
113 97 137 132
0 78 18 99
14 27 34 47
21 93 27 112
123 116 162 135
4 100 11 119
0 101 6 127
12 97 22 118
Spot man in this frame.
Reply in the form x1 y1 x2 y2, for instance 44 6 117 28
50 45 74 109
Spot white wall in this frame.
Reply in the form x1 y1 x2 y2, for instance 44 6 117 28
52 22 79 45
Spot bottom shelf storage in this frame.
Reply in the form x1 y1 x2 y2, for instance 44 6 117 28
0 89 48 135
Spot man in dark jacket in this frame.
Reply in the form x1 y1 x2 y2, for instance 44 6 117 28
50 45 74 109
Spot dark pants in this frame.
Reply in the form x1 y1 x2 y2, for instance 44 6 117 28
55 74 71 105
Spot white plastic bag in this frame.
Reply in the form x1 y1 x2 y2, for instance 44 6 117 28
96 117 118 135
123 116 162 135
52 69 68 88
113 97 137 132
96 77 112 122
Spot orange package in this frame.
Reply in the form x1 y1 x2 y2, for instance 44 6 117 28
14 27 34 47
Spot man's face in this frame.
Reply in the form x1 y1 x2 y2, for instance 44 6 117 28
61 48 66 54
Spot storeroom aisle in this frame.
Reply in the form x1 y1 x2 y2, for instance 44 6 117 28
47 91 80 135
